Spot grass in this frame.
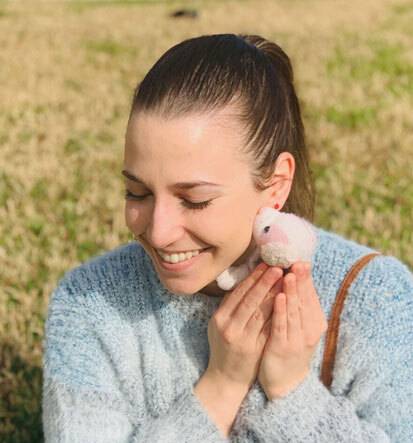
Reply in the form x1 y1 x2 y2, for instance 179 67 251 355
325 105 378 128
0 0 412 441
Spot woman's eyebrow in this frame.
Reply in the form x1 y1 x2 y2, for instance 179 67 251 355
121 169 224 190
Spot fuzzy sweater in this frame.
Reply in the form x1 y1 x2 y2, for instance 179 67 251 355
42 225 413 442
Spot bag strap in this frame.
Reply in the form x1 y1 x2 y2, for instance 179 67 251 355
320 252 382 388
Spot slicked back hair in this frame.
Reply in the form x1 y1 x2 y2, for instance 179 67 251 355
128 33 315 221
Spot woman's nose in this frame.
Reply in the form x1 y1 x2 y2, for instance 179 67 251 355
145 201 184 248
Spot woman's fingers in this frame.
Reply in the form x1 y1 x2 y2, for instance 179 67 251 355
257 274 283 315
291 261 328 341
234 266 283 330
267 272 301 348
219 262 268 316
284 272 302 342
294 262 321 310
247 275 283 335
273 292 287 343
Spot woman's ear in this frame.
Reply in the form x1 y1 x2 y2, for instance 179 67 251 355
265 152 295 208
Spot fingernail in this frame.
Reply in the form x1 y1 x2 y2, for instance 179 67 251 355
272 266 283 277
257 262 268 272
300 264 311 279
296 265 306 278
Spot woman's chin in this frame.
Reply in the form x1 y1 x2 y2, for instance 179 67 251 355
159 277 204 296
160 275 225 298
198 279 227 298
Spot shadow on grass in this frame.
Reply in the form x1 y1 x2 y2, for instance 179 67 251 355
0 340 43 443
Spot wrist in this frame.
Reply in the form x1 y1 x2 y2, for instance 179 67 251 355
264 371 309 400
194 370 249 439
201 369 250 400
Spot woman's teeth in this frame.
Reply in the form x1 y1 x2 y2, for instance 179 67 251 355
157 249 206 263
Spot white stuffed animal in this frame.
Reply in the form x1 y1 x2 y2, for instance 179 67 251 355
216 207 317 290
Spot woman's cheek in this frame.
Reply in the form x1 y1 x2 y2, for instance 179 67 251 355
198 207 225 234
124 202 145 232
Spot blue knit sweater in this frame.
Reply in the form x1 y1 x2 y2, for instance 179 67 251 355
42 225 413 442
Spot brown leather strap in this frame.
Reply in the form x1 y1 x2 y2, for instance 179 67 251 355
320 252 382 388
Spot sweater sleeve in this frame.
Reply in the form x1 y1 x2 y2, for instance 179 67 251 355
243 255 413 442
42 271 229 443
43 378 229 443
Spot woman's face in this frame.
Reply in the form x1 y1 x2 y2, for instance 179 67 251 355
123 108 281 297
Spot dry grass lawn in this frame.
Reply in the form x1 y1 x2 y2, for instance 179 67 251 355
0 0 412 441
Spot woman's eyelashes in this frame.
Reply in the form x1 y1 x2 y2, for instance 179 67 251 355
124 190 213 210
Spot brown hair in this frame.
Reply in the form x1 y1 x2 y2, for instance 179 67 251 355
128 33 315 221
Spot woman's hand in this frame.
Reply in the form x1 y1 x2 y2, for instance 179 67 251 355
257 261 328 399
205 262 284 391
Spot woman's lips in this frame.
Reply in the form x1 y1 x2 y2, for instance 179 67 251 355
154 247 212 272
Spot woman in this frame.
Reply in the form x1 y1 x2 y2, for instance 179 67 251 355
42 34 413 442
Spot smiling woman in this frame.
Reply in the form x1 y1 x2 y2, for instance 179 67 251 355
121 107 295 298
42 33 413 443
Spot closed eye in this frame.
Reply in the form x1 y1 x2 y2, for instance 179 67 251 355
124 190 213 210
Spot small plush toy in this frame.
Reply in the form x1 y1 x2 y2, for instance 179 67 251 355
216 207 318 290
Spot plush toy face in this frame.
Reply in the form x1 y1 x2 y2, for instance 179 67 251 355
253 207 317 267
253 207 290 246
215 207 317 290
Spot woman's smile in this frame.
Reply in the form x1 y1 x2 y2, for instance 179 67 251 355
154 246 213 273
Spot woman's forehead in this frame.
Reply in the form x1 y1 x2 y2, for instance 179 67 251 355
123 114 254 192
125 110 249 165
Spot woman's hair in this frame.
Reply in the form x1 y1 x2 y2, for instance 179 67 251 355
128 34 315 221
